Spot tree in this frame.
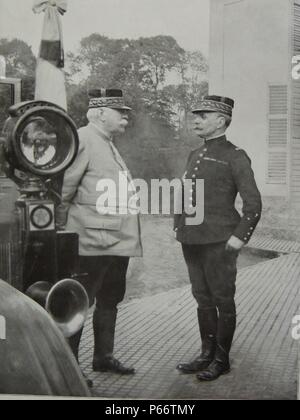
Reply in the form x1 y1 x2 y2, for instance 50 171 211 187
66 83 89 127
67 34 188 126
0 38 36 101
167 50 209 131
66 34 209 180
137 36 185 91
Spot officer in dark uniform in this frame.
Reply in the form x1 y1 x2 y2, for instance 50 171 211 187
175 95 262 381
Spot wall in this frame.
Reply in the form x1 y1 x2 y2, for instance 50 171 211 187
209 0 291 197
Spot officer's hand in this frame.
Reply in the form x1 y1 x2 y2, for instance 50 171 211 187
226 236 244 252
55 204 68 231
0 137 6 164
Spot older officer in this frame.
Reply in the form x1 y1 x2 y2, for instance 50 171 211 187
57 89 142 375
175 95 262 381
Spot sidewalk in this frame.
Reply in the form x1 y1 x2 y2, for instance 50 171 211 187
78 234 300 400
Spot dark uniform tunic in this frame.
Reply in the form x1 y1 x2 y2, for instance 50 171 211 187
175 135 262 314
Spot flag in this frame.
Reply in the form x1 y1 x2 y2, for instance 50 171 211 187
0 55 6 78
32 0 68 110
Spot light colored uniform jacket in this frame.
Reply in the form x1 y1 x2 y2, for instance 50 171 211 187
57 123 143 257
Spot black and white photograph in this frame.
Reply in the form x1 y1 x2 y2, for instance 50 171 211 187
0 0 299 402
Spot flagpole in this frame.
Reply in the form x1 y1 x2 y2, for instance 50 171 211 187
33 1 68 110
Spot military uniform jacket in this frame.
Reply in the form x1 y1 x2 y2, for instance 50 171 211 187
57 123 143 257
175 135 262 245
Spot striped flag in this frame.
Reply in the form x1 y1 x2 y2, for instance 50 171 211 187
32 0 68 110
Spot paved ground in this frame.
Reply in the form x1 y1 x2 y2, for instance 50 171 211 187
0 182 298 400
78 234 300 400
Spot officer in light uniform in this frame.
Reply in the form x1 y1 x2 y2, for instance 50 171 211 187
175 95 262 381
57 89 142 376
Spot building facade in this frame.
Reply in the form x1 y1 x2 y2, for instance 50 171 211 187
210 0 300 215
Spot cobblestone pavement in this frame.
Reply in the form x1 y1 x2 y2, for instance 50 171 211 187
78 233 300 400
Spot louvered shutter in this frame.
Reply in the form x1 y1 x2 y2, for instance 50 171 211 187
267 85 288 184
294 2 300 54
290 1 300 204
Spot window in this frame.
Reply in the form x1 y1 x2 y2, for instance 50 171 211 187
267 85 288 184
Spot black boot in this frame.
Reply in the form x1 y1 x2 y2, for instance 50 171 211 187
177 308 218 374
68 330 93 388
197 312 236 381
68 328 83 362
92 307 135 375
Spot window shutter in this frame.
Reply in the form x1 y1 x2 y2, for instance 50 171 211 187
294 2 300 54
290 2 300 203
267 85 288 184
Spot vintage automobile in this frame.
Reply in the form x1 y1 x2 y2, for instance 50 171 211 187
0 78 91 397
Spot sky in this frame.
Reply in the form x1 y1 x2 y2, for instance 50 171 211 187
0 0 210 56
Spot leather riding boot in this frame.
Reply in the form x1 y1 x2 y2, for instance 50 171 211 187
93 307 117 363
68 329 93 388
177 308 218 374
68 327 84 362
197 312 236 381
92 307 135 375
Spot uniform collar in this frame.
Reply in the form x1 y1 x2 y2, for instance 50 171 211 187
204 134 227 145
89 123 113 142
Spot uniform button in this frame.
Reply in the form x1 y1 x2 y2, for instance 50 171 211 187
199 154 204 158
244 238 248 241
192 175 196 178
203 148 207 152
194 167 198 171
197 160 200 164
189 197 193 201
250 227 254 231
190 189 193 193
189 205 194 209
247 217 251 221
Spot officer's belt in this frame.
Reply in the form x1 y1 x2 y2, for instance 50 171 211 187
74 192 139 213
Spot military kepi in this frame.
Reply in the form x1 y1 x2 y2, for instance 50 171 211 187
88 89 132 111
192 95 234 117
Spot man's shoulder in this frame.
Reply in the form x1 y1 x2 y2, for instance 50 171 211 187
78 124 93 139
77 125 90 143
190 144 205 156
78 124 107 148
224 140 250 162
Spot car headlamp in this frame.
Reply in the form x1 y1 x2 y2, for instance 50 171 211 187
2 101 78 178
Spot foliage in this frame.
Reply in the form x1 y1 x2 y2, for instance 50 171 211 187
0 36 208 181
0 38 36 102
67 34 208 130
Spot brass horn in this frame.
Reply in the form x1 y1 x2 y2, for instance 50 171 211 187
26 279 89 338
